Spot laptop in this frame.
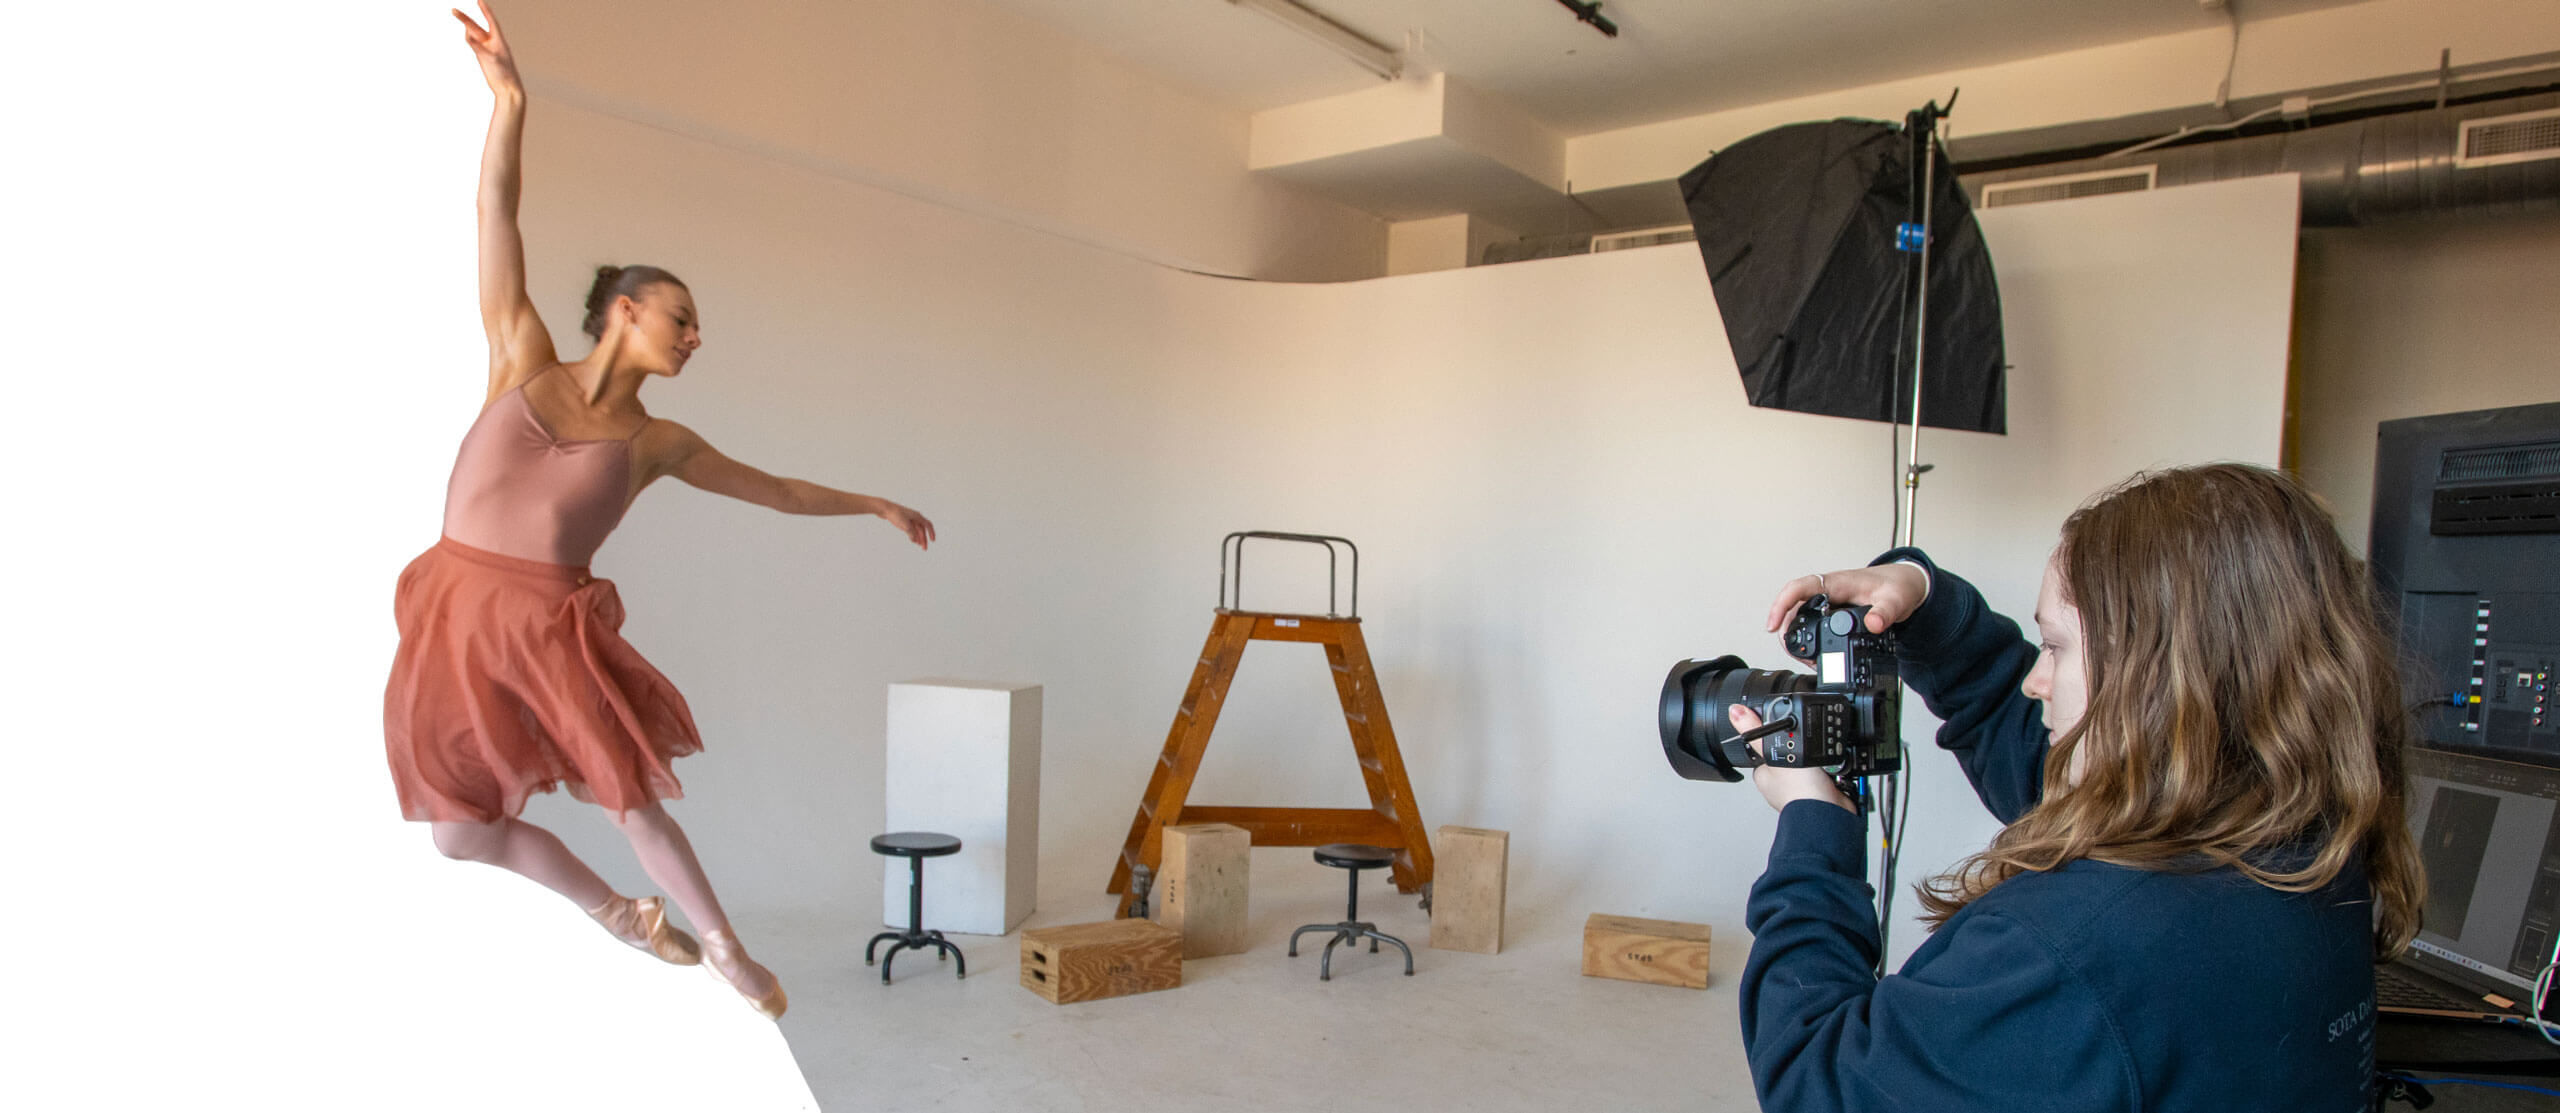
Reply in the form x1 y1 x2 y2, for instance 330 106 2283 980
2379 747 2560 1024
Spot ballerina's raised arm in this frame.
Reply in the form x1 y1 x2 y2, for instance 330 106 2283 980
454 1 559 403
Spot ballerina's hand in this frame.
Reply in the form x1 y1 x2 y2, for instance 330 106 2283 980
452 1 523 94
879 501 936 550
1727 704 1855 814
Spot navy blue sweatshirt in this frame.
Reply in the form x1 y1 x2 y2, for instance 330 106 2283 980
1740 548 2379 1113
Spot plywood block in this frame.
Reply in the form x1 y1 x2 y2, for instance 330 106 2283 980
1428 826 1508 954
1159 823 1249 958
1581 913 1712 989
1019 919 1183 1004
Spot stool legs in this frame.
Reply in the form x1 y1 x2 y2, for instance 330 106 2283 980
1287 922 1337 956
864 930 900 966
867 855 966 983
1286 866 1414 980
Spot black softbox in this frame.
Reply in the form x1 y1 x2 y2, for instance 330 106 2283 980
1679 118 2006 434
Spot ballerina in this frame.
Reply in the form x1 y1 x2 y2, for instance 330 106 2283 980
383 1 937 1020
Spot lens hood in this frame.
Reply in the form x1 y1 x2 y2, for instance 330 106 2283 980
1661 655 1749 782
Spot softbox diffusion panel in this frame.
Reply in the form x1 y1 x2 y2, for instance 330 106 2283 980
1680 119 2006 434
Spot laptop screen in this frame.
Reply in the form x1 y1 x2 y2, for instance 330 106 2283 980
2403 747 2560 995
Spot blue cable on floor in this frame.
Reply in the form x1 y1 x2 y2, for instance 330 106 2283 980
2396 1074 2560 1099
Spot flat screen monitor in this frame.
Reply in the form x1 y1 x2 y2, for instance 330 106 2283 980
2372 402 2560 769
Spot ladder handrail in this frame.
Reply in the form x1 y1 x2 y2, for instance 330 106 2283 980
1220 531 1359 618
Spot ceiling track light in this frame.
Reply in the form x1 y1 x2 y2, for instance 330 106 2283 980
1555 0 1619 38
1227 0 1403 80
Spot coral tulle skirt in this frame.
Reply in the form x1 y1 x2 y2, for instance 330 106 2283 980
383 537 703 823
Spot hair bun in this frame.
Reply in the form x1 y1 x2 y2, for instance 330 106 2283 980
579 263 688 341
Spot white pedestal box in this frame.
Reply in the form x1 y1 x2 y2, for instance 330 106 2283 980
883 680 1041 936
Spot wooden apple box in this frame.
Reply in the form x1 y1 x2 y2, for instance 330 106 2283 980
1158 822 1250 958
1019 919 1183 1004
1581 913 1713 989
1427 826 1509 955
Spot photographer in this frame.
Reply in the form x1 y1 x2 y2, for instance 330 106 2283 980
1731 464 2424 1112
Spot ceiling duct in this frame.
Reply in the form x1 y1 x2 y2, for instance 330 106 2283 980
1590 224 1696 253
1962 91 2560 226
1980 166 2158 209
1481 229 1601 265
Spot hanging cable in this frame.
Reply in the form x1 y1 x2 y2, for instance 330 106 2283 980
2213 1 2243 110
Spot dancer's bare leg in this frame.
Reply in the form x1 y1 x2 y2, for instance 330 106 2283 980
431 818 614 910
611 803 778 998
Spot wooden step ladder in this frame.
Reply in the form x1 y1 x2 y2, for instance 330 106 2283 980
1108 533 1434 918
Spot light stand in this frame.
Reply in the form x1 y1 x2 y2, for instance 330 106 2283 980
1875 94 1956 975
1894 95 1954 549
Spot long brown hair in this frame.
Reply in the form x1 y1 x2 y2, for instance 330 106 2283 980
1917 464 2424 957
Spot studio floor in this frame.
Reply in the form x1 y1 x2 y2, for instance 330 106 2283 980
746 851 1761 1113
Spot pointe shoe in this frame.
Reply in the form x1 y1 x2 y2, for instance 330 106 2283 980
699 928 788 1020
586 894 702 966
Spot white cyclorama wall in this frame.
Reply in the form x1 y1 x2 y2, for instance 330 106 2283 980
478 93 2295 972
495 0 1385 283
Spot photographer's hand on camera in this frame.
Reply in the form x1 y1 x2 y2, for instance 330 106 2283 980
1724 561 1931 813
1725 704 1853 813
1763 563 1930 643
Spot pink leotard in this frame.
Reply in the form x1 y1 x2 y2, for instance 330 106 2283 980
439 382 645 567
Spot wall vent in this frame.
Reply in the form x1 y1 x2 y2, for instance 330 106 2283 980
1590 225 1696 253
2439 441 2560 484
2430 482 2560 535
1980 165 2157 208
2455 108 2560 169
2431 439 2560 536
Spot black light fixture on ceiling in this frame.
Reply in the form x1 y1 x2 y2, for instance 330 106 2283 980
1555 0 1619 38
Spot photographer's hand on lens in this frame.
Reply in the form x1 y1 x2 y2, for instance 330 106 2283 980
1765 563 1930 643
1727 704 1855 814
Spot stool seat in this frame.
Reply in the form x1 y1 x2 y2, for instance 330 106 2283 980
872 832 963 858
1313 843 1395 870
866 831 966 983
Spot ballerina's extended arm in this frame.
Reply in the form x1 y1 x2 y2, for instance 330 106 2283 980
455 2 559 402
647 421 937 550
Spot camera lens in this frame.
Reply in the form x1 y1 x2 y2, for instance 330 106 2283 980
1660 656 1818 781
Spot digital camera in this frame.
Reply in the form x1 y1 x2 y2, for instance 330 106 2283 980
1659 595 1904 783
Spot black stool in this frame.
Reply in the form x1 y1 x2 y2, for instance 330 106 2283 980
865 832 966 983
1287 843 1414 980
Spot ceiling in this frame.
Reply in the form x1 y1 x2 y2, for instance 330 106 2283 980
973 0 2378 136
